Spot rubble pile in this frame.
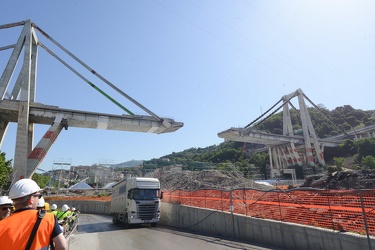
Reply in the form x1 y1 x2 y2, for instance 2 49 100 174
158 169 375 191
301 169 375 189
159 170 272 190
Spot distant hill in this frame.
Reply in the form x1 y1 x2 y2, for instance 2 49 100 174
113 160 143 168
150 105 375 179
113 105 375 179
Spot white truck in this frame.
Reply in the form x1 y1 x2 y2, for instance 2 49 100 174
110 177 162 227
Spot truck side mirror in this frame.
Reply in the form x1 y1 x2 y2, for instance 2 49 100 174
160 191 163 200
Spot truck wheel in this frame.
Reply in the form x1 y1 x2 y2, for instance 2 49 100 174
112 214 118 224
124 213 131 228
151 223 157 227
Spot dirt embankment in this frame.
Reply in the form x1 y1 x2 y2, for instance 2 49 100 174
158 170 272 190
159 169 375 191
301 169 375 189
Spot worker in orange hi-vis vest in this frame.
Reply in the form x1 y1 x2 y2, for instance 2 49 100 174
0 179 67 250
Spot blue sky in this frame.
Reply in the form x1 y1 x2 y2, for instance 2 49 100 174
1 1 374 172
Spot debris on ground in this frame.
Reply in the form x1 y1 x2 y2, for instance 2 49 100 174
301 169 375 189
158 170 273 190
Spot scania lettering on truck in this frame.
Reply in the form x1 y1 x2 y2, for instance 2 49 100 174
110 177 162 227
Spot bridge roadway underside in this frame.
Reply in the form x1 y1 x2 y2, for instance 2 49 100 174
0 100 183 134
50 200 374 250
218 127 339 148
218 125 375 148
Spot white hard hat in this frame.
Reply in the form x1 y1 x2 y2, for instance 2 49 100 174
62 204 69 212
0 196 13 206
9 179 42 199
51 204 57 210
37 197 45 208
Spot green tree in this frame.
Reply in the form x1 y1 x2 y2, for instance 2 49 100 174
32 173 51 188
355 138 375 161
249 153 269 179
317 122 332 137
346 116 359 127
348 109 367 121
361 155 375 169
333 157 345 168
214 162 238 171
327 165 342 173
272 128 283 135
0 152 12 192
209 148 244 163
340 140 357 155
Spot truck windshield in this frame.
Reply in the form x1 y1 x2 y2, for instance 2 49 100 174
133 189 160 200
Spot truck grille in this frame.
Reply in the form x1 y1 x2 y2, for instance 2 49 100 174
137 202 157 220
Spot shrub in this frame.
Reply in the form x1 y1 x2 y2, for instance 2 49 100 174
361 155 375 169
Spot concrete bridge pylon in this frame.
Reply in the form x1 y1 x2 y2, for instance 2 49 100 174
0 20 38 180
218 88 327 178
0 20 183 181
218 87 375 178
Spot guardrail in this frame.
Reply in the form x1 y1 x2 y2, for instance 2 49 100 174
62 212 80 240
162 188 375 237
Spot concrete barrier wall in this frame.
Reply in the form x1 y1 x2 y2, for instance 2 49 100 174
160 202 375 250
51 200 111 215
49 200 374 250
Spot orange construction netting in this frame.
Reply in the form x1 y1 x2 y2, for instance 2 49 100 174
45 196 111 202
162 188 375 235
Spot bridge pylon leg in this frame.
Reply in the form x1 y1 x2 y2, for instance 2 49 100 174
26 114 67 178
12 20 37 180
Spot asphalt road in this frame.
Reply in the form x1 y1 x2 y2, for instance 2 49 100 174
68 214 286 250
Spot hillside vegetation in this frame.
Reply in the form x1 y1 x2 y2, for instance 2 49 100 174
151 105 375 179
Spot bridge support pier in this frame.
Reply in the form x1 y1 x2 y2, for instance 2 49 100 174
7 20 38 180
1 20 184 181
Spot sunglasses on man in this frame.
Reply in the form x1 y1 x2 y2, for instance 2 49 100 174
1 207 12 211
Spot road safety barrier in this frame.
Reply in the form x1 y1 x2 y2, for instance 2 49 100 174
63 212 79 240
162 188 375 236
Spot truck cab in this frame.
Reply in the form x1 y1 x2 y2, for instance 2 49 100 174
110 177 162 227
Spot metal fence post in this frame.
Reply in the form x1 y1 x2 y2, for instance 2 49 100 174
204 190 207 209
325 181 335 230
278 189 283 221
244 189 247 216
230 190 236 239
221 190 223 211
189 189 192 206
357 177 372 250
